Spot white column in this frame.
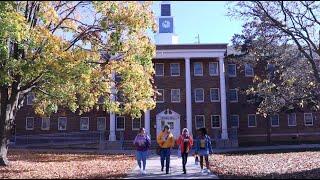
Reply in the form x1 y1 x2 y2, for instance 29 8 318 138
185 57 192 135
144 110 151 138
109 71 116 141
219 56 228 140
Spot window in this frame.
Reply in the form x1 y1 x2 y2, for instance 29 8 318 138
194 88 204 102
171 89 180 103
97 117 106 131
116 116 125 130
229 89 238 102
209 62 219 76
210 88 220 102
304 113 313 126
248 114 256 127
41 117 50 130
211 115 220 128
58 117 67 131
194 62 203 76
170 63 180 76
132 118 141 130
80 117 89 130
228 64 237 77
270 114 279 127
27 92 35 105
230 115 239 128
288 113 296 126
195 115 205 129
245 64 254 77
155 63 164 76
98 95 105 104
156 89 164 103
26 117 34 130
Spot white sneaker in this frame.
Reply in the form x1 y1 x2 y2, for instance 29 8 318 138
142 170 147 175
140 169 143 174
204 169 209 173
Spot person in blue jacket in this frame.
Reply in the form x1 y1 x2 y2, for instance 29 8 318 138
195 128 213 173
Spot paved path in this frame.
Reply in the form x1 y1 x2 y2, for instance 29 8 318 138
126 153 218 179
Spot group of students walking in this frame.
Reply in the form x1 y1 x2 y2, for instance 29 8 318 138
133 125 213 175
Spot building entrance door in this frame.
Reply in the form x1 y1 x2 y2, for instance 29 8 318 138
156 109 180 138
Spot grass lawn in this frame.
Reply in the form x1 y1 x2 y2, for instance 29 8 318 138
0 150 136 179
209 150 320 179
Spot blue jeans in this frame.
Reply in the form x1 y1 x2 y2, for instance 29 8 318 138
160 148 171 173
136 150 148 170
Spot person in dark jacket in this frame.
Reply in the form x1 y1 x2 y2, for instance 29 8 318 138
133 127 151 175
195 128 213 173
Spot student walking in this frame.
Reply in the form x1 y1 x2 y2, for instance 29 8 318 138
195 128 213 173
176 128 193 174
156 124 175 174
133 127 151 175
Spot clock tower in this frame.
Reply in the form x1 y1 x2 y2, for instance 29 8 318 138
155 1 179 44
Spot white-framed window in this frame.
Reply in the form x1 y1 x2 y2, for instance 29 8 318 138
248 114 257 127
194 62 203 76
195 115 205 129
58 117 67 131
228 64 237 77
97 117 106 131
170 63 180 76
229 89 238 102
132 118 141 130
116 90 124 103
209 62 219 76
211 115 220 129
171 89 180 103
194 88 204 102
270 114 279 127
27 92 35 105
116 116 125 131
41 117 50 130
304 113 313 126
155 63 164 76
230 115 239 128
210 88 220 102
26 117 34 130
156 89 164 103
98 95 105 104
245 64 254 77
288 113 297 126
80 117 89 130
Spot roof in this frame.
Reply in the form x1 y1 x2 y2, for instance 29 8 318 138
156 43 228 50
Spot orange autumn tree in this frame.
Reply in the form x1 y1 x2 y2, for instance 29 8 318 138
0 1 157 166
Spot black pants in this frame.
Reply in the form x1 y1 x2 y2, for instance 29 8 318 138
181 152 188 172
160 148 170 173
200 155 209 169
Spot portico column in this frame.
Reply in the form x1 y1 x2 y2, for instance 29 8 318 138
109 71 116 141
144 110 151 138
185 57 192 135
219 56 228 139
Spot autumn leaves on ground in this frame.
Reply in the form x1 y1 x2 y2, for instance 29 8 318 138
0 150 136 179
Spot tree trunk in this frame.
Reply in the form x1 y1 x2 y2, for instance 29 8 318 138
0 105 11 166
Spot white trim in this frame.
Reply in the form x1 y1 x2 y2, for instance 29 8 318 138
229 89 238 102
132 117 141 131
171 89 180 103
245 64 254 77
155 63 164 76
58 117 67 131
194 88 204 103
156 89 165 103
97 117 106 131
210 88 220 102
193 62 203 76
287 113 297 127
41 117 50 130
116 116 126 131
80 117 90 131
230 114 239 128
25 117 34 130
211 115 221 129
248 114 257 127
195 115 205 129
228 64 237 77
170 63 180 76
155 49 226 59
27 92 35 105
304 113 313 126
209 62 219 76
270 114 280 127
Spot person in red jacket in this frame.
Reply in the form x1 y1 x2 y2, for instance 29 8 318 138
176 128 193 174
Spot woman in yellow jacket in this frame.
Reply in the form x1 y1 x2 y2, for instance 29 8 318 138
157 124 175 174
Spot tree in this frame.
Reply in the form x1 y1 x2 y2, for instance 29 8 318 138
227 1 320 116
0 1 157 166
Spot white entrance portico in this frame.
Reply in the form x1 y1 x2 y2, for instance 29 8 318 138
156 109 181 138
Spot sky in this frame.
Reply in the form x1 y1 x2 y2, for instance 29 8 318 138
148 1 244 45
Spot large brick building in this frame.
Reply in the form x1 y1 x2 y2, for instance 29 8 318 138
13 2 320 148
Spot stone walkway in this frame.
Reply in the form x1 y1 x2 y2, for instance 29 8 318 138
126 153 218 179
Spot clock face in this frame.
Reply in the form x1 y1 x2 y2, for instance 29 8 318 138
162 20 171 28
159 18 173 33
